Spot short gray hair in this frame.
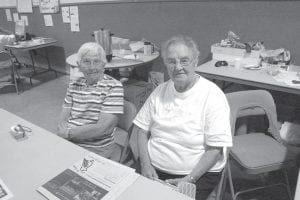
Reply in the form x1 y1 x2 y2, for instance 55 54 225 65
161 35 200 63
77 42 107 63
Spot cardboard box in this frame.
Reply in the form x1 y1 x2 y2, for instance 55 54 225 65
124 81 153 110
211 43 262 66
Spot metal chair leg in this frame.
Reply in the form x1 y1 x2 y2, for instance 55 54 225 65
7 49 23 94
227 164 293 200
283 170 293 200
227 162 236 200
216 167 227 200
12 66 19 94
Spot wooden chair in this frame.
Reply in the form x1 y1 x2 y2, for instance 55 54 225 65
225 90 295 200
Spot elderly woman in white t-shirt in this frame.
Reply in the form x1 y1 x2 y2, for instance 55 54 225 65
133 35 232 200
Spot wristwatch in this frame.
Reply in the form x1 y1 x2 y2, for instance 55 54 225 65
187 174 196 183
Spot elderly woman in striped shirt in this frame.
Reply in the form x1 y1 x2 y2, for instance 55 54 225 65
57 42 124 161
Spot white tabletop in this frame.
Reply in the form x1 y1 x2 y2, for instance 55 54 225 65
0 109 191 200
195 60 300 95
66 49 159 70
5 38 57 51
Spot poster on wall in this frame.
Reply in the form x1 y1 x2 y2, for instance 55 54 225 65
5 9 12 22
70 6 80 32
12 13 19 22
44 15 54 26
17 0 33 13
32 0 40 6
20 16 29 26
40 0 60 14
61 7 70 23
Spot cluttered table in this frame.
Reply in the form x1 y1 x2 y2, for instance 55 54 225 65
0 108 191 200
196 60 300 95
198 31 300 95
4 38 58 85
67 49 159 70
66 38 160 81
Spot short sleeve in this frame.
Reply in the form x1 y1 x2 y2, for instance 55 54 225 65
102 81 124 114
133 89 156 132
63 84 73 109
205 88 232 147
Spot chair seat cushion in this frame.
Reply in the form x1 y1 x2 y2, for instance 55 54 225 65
231 133 293 174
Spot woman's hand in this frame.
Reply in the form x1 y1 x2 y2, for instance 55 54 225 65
140 163 158 180
165 176 192 186
57 122 69 138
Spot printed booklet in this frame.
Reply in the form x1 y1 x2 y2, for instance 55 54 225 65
37 152 139 200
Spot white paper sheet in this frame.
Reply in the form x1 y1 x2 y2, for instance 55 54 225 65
12 13 19 22
20 16 29 26
70 6 80 32
32 0 40 6
40 0 59 13
62 7 71 23
129 41 144 52
17 0 33 13
5 9 12 21
43 15 53 27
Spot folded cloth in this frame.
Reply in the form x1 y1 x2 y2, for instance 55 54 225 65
280 121 300 146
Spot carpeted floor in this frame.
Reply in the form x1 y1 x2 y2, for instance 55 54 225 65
0 70 68 133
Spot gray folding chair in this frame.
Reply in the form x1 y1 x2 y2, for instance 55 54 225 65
226 90 295 200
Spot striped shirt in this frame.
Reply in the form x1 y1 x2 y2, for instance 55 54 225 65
63 74 124 147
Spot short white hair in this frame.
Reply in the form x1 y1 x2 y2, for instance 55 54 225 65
77 42 107 63
161 35 200 63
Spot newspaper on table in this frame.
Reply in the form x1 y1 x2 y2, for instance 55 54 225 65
37 152 139 200
0 178 13 200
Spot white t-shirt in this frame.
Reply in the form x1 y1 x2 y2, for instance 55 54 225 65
133 76 232 175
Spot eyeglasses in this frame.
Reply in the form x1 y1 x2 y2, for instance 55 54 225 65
165 57 194 68
81 58 105 67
